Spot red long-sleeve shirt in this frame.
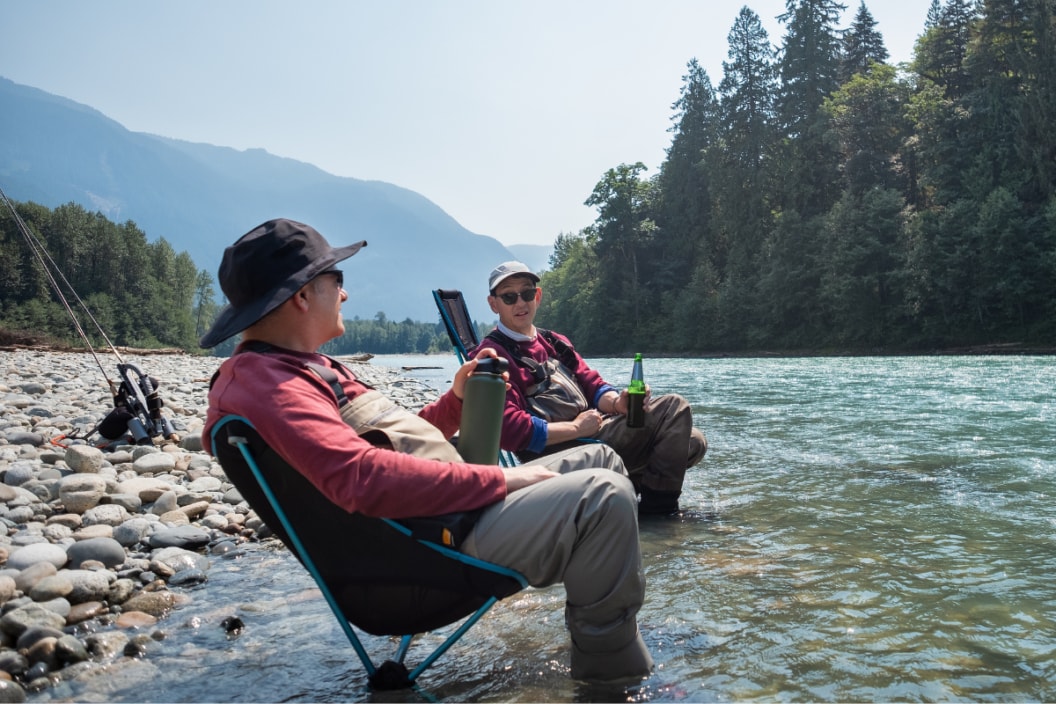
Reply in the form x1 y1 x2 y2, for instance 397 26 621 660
202 344 507 518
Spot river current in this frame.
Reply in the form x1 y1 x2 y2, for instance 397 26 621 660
43 355 1055 703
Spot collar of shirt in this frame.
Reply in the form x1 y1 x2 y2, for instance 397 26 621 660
497 321 535 343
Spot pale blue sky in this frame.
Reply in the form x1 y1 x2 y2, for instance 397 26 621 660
1 0 930 246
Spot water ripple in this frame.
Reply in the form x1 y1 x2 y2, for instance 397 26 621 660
64 355 1056 702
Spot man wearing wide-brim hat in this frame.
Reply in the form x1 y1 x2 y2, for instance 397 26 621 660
199 218 654 683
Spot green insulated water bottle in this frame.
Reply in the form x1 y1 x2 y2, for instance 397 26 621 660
627 352 646 428
458 356 509 464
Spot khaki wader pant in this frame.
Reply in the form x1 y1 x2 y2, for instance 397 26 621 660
339 393 652 681
595 393 707 494
462 443 653 682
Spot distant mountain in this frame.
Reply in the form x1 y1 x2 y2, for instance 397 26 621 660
507 244 554 275
0 76 529 322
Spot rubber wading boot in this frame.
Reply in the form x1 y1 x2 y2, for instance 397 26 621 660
638 488 681 516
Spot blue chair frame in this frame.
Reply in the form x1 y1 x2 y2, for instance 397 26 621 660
210 415 528 689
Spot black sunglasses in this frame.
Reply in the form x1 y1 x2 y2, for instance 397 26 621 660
318 269 344 287
495 288 537 305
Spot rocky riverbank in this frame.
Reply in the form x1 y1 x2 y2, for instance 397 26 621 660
0 350 440 702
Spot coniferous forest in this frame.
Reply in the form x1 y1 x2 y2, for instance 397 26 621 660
538 0 1056 354
0 201 206 350
0 201 455 355
2 0 1055 356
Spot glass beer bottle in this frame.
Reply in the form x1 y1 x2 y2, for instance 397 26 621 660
626 352 646 428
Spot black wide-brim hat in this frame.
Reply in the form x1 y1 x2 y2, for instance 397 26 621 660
199 218 366 348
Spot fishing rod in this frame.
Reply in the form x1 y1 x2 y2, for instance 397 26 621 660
0 186 178 447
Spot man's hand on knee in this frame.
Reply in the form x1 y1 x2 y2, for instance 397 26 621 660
503 466 557 493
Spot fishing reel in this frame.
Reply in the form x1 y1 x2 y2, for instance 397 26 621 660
96 363 178 445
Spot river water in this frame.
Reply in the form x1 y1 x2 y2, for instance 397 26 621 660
40 355 1055 703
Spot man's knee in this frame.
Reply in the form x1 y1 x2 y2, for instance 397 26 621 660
582 442 627 476
689 428 707 466
577 469 638 522
531 442 627 476
660 392 693 419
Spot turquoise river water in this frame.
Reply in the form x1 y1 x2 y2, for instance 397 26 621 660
38 355 1055 703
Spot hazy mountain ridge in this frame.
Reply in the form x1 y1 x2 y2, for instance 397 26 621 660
0 76 555 321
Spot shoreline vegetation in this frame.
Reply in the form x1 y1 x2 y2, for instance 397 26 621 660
1 327 1053 359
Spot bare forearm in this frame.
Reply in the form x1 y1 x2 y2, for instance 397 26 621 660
545 409 603 446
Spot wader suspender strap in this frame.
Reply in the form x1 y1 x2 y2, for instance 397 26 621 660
215 341 362 407
484 328 580 381
304 362 350 407
484 329 590 422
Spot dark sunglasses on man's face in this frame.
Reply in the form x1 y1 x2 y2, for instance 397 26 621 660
319 269 343 288
496 288 537 305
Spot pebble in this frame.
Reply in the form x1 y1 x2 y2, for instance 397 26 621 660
0 349 437 700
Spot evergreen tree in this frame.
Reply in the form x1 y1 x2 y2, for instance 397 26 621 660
963 0 1035 199
1017 0 1056 201
193 269 216 339
655 59 719 298
0 200 213 350
536 231 601 348
824 64 912 196
820 188 907 345
926 0 944 28
776 0 848 128
583 163 658 351
839 1 890 83
537 0 1056 353
712 5 779 347
914 0 978 100
754 0 847 345
774 0 847 215
908 0 981 206
819 64 912 345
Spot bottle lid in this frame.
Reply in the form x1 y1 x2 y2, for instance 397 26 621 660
474 357 509 375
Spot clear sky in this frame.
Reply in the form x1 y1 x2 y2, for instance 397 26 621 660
1 0 930 247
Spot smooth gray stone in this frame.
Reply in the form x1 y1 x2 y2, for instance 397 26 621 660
66 537 127 569
7 543 68 571
148 525 210 550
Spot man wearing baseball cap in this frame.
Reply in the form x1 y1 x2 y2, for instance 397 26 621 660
200 219 653 682
478 261 707 516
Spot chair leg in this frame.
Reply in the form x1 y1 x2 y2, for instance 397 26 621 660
227 426 521 691
394 635 413 664
406 596 499 683
234 438 381 680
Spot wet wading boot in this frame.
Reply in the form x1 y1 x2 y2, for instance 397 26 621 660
638 488 681 516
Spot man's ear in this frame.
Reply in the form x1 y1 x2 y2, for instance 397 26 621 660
290 285 312 312
487 295 501 315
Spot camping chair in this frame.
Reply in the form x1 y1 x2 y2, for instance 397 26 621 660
433 288 519 467
210 415 528 690
433 288 481 364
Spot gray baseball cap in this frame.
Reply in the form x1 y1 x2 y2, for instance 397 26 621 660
488 261 539 292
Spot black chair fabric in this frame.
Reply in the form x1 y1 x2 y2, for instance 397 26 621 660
211 416 523 636
433 288 479 362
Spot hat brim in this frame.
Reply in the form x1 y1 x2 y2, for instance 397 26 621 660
199 240 365 348
489 270 540 292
